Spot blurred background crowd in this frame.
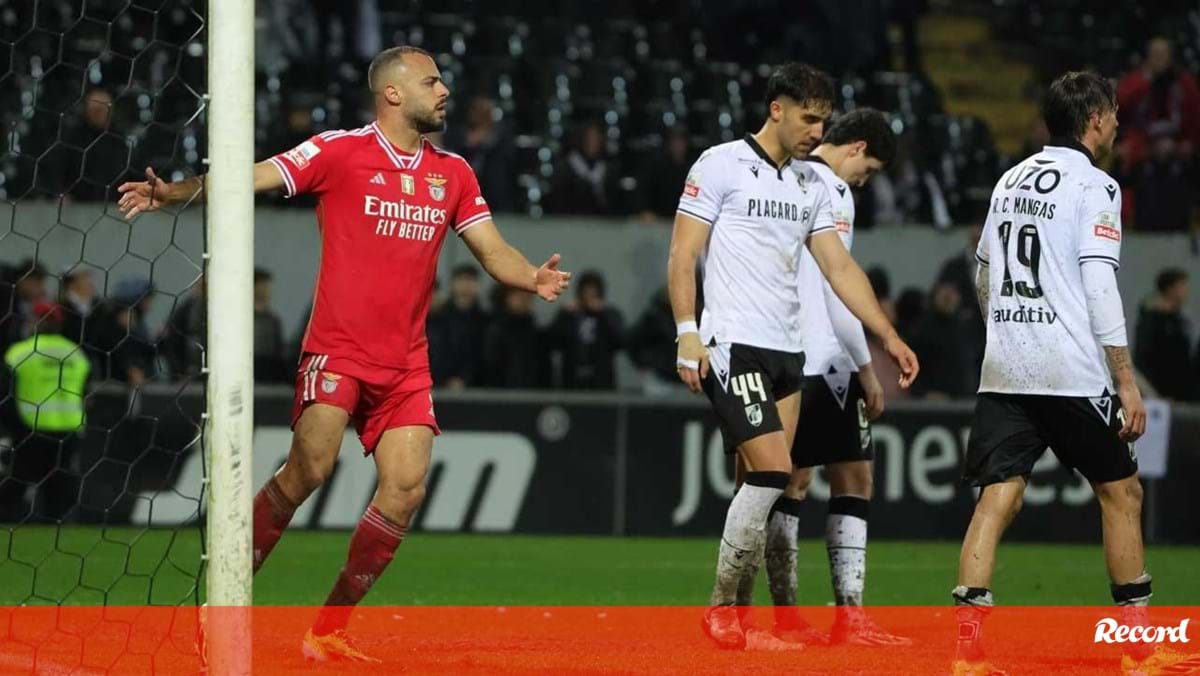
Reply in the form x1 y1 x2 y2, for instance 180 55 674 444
2 0 1200 407
3 248 1198 403
3 0 1200 228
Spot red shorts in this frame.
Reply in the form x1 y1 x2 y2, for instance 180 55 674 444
291 353 440 454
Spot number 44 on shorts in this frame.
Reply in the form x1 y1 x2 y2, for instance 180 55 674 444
732 373 767 427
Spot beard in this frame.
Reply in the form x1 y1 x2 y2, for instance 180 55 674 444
411 108 446 134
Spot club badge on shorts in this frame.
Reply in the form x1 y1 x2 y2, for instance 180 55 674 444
426 174 447 201
321 372 341 394
745 403 763 427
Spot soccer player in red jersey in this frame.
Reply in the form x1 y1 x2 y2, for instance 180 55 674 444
117 46 572 662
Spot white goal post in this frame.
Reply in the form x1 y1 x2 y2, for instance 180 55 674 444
205 0 255 670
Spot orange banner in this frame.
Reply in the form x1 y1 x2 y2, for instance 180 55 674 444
1 606 1198 674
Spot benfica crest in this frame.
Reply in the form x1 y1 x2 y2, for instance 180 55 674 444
426 174 447 201
321 372 341 394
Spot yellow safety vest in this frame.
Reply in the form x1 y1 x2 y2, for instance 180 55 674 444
4 334 90 433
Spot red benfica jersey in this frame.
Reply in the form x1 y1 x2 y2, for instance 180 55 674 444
269 122 491 370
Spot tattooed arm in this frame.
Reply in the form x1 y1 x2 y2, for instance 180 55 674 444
1103 345 1134 383
975 261 989 319
1082 261 1145 441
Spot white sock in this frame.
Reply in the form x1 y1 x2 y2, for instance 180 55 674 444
826 495 869 606
765 497 802 607
710 473 788 606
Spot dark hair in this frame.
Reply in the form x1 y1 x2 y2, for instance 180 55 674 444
822 108 896 166
254 267 272 284
368 46 435 92
765 62 836 110
15 258 46 280
451 264 480 280
1156 268 1188 293
1043 71 1116 140
895 287 925 332
577 270 606 298
866 266 891 300
62 266 90 286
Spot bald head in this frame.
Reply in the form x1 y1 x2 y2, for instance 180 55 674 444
368 46 450 134
368 46 434 93
1146 37 1172 76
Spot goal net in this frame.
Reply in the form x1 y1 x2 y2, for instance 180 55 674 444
0 0 251 670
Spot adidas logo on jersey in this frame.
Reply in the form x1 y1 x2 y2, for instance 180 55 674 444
370 172 386 186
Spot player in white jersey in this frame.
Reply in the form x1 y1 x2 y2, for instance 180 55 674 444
667 63 919 650
951 72 1170 676
733 109 911 647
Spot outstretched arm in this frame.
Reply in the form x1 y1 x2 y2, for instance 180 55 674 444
807 230 919 388
461 219 571 302
117 162 286 220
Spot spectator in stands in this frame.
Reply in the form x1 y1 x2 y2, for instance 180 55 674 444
936 225 982 316
547 270 625 390
482 286 548 389
443 94 518 213
867 266 894 322
59 266 99 350
42 87 129 201
628 287 683 393
253 268 289 384
865 267 909 401
894 286 925 340
1135 268 1194 400
1131 125 1193 231
908 281 972 399
548 121 619 215
428 265 490 389
1117 37 1200 188
163 276 205 381
0 301 89 522
0 260 48 357
90 277 158 385
936 224 986 389
635 127 693 223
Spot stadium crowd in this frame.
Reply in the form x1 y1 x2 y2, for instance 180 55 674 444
3 2 1199 230
2 255 1198 403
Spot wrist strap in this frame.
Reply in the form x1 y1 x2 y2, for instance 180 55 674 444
676 320 698 338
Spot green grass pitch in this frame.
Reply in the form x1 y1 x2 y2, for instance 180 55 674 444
3 527 1199 606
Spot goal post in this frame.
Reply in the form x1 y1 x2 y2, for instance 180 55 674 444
205 0 255 668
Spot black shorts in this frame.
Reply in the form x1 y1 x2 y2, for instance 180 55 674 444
792 374 874 468
702 343 805 453
963 391 1138 487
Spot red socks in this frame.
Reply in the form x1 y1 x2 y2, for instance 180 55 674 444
252 477 299 575
312 504 407 636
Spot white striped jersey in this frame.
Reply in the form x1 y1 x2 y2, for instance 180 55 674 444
795 158 862 375
677 134 836 353
976 142 1123 396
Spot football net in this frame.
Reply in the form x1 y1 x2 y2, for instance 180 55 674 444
0 0 252 670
